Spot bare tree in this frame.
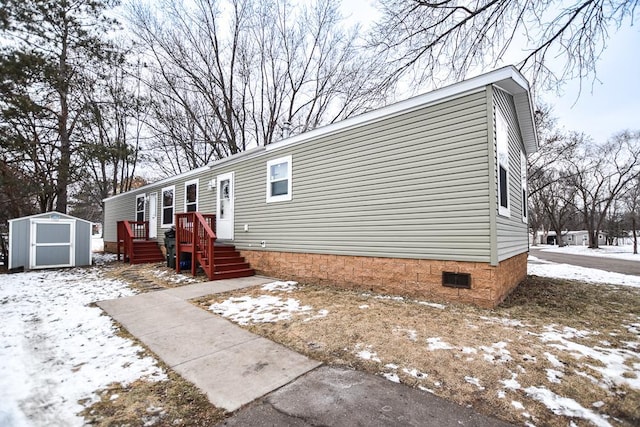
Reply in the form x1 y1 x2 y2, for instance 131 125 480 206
538 170 578 247
623 176 640 254
527 104 579 245
126 0 387 174
567 131 640 248
370 0 638 91
73 51 147 218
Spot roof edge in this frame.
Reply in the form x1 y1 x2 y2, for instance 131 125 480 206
8 211 93 224
266 65 537 153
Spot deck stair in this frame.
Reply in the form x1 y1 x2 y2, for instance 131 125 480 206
176 212 254 281
201 243 255 280
129 240 165 264
117 220 165 264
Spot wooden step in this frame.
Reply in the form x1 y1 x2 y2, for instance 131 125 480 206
210 268 255 280
130 240 164 264
214 261 251 272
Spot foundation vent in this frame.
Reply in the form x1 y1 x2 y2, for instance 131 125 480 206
442 272 471 289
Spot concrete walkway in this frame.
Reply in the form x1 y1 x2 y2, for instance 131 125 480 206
99 276 513 426
97 276 321 412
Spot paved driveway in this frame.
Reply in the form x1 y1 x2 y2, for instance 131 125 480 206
529 247 640 276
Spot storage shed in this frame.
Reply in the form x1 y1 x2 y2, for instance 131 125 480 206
8 212 93 270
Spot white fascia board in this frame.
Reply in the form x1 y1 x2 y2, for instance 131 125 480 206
266 65 536 154
102 164 210 203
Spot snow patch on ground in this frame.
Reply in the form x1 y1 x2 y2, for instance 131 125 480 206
152 269 198 284
382 372 400 383
209 295 311 325
528 256 640 287
478 316 529 327
540 244 640 262
303 309 329 322
416 301 446 309
537 325 640 389
354 345 381 363
479 341 512 364
261 281 298 292
464 376 485 390
393 327 418 342
0 267 165 427
402 368 428 379
426 337 455 351
525 386 612 427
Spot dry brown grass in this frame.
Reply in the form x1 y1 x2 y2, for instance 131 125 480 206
103 260 208 293
80 373 226 426
194 276 640 427
81 321 227 426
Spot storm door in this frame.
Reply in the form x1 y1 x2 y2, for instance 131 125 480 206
216 172 234 240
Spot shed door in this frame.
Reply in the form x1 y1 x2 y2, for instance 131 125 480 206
216 172 234 240
30 219 75 269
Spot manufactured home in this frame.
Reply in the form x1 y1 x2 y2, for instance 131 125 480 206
104 66 538 307
8 212 93 270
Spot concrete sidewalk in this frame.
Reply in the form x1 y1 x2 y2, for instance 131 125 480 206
99 276 513 426
97 276 321 412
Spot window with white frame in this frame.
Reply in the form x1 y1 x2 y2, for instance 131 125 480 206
521 151 527 223
266 155 292 203
496 110 510 217
185 179 198 212
161 185 175 227
135 194 145 222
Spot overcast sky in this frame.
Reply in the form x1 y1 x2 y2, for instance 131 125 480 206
342 0 640 144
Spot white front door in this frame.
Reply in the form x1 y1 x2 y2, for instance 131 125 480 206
148 192 158 239
30 219 75 269
216 172 234 240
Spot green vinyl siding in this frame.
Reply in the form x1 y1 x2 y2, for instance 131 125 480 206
104 87 532 264
216 90 492 262
493 87 529 261
103 168 215 244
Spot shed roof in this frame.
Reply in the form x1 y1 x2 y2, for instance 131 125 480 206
8 211 93 224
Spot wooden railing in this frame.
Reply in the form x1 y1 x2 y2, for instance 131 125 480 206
175 213 216 278
116 220 149 262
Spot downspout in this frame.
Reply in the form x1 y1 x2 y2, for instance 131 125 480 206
486 85 499 266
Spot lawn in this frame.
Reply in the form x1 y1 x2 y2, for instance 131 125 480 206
1 249 639 426
194 276 640 427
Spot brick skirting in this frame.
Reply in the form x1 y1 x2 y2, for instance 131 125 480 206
239 250 528 308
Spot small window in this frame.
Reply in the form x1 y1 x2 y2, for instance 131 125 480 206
496 109 510 217
161 185 175 227
266 155 292 203
135 194 145 222
185 179 198 212
521 151 527 223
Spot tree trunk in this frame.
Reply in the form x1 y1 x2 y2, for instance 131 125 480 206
54 20 70 214
633 216 638 255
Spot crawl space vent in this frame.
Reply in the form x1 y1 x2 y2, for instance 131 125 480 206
442 272 471 289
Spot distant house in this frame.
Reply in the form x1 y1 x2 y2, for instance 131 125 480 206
533 230 607 246
103 66 538 308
